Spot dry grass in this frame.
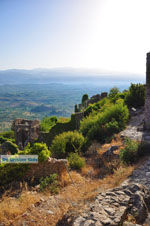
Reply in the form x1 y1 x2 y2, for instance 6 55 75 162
0 190 41 224
0 135 136 225
1 164 134 226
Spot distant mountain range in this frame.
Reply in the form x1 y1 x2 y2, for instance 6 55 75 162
0 68 145 85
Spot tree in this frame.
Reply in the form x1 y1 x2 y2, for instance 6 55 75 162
108 87 120 99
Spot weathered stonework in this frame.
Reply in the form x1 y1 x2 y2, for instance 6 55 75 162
58 157 150 226
74 92 108 113
23 157 67 184
12 119 40 149
73 112 84 130
144 52 150 130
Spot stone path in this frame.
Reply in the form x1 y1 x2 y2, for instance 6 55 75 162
72 157 150 226
120 109 150 143
127 158 150 187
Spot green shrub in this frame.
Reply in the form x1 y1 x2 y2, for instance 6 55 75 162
0 163 29 187
108 87 120 99
0 131 15 139
99 101 129 129
40 116 58 132
21 143 51 162
80 102 129 143
1 141 19 154
84 98 110 117
50 131 85 158
40 173 59 194
120 138 139 164
67 153 85 170
110 92 128 104
0 132 15 145
125 83 145 108
0 136 7 144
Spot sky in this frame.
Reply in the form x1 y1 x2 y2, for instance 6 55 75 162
0 0 150 75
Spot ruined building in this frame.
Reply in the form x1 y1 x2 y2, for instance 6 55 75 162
144 52 150 130
12 119 40 149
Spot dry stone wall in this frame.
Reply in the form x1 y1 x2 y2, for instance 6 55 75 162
23 157 67 184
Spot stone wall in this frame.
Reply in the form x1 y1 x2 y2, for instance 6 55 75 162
144 52 150 130
73 112 84 130
23 157 67 183
12 119 40 150
75 92 108 113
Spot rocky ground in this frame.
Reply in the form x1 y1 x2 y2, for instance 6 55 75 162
70 157 150 226
120 107 150 143
58 108 150 226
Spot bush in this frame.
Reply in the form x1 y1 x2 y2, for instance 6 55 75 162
125 83 145 108
67 153 85 170
0 163 29 187
110 92 128 104
0 131 15 139
21 143 51 162
40 116 58 132
50 131 85 158
84 98 110 117
1 141 19 154
120 138 139 164
0 136 7 144
40 173 59 194
80 102 129 143
108 87 120 99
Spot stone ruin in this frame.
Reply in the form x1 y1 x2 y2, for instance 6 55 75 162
144 52 150 130
12 119 40 150
73 92 108 130
74 92 108 113
23 157 68 184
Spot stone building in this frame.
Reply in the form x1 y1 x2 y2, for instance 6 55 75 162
144 52 150 130
12 119 40 149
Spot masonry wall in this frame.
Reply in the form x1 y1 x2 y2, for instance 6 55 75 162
145 52 150 130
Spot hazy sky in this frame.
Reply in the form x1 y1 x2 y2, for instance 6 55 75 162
0 0 150 74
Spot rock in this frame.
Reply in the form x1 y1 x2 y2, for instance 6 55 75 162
72 183 150 226
146 172 150 177
47 210 53 214
123 222 142 226
40 197 45 202
102 145 119 159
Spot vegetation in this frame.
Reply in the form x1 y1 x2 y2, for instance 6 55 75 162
40 116 57 132
80 101 129 144
125 83 145 108
0 141 19 154
120 138 139 164
0 82 146 196
84 97 110 117
0 131 14 139
0 163 29 187
0 136 8 144
50 131 85 158
108 87 120 99
67 152 85 170
20 143 51 162
40 173 59 194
